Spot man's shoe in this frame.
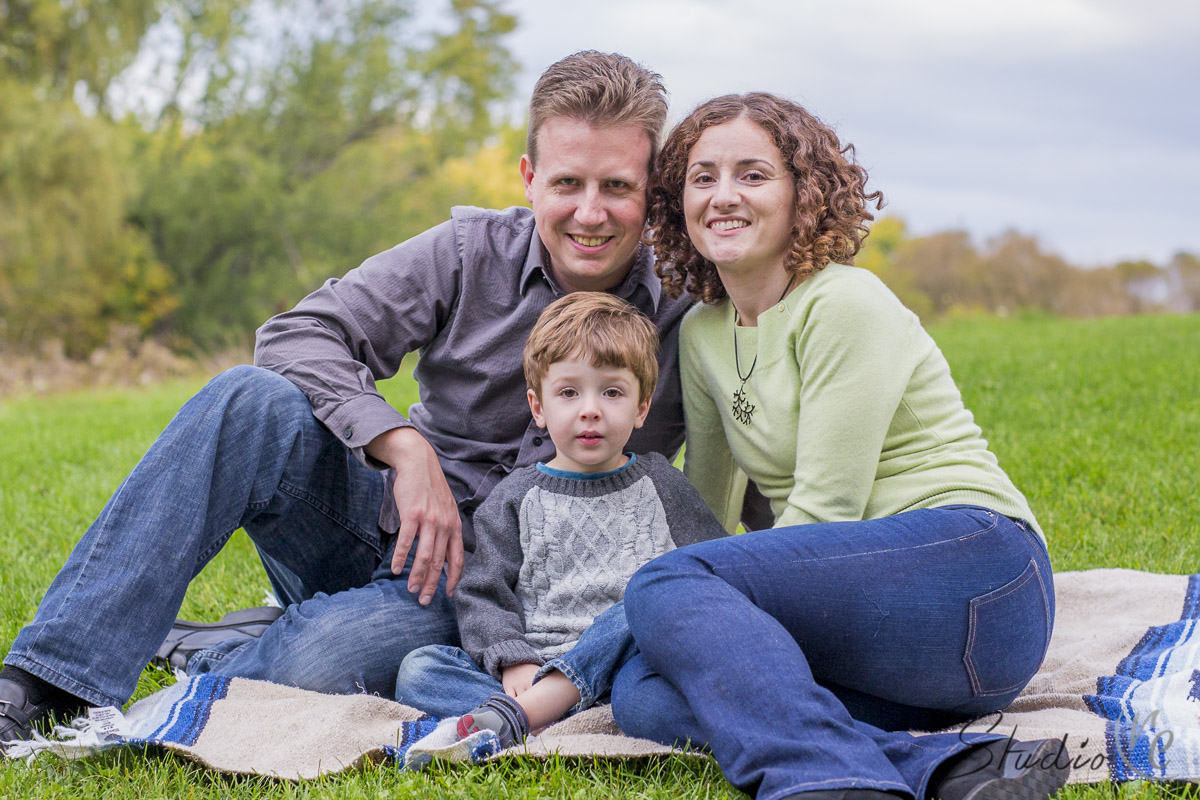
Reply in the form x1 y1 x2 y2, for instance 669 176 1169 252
931 738 1071 800
153 606 285 670
0 677 85 745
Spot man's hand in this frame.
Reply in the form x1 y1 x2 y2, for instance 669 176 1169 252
365 426 464 605
501 663 540 698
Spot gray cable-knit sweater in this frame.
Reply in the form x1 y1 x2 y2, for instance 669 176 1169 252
455 451 727 680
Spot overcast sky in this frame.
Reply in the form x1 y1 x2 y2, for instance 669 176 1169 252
497 0 1199 266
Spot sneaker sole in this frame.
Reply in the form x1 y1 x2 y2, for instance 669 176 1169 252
962 740 1071 800
167 607 284 632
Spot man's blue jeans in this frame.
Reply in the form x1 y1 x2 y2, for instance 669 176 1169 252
612 506 1055 800
395 601 637 717
4 366 459 708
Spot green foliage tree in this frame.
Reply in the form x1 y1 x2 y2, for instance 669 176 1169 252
128 0 521 350
0 0 159 106
0 79 176 354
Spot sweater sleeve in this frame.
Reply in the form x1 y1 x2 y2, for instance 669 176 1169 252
776 274 917 528
453 472 544 679
645 454 730 547
679 312 747 533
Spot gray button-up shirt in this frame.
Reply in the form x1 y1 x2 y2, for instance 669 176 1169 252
255 206 691 550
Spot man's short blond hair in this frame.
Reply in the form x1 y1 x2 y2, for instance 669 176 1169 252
527 50 668 168
524 293 659 405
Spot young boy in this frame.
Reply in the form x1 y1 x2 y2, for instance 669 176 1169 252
393 292 726 746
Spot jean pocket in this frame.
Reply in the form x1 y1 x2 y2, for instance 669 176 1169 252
963 558 1052 696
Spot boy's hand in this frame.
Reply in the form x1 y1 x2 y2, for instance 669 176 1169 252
501 663 541 698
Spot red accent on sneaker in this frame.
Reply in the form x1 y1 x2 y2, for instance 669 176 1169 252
456 714 475 738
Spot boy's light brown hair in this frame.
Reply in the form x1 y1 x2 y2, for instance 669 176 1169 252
527 50 668 168
524 293 659 405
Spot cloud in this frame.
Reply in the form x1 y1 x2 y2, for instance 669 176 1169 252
504 0 1200 263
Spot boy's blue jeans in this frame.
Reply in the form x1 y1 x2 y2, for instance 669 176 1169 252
5 366 459 707
612 506 1055 800
395 601 637 717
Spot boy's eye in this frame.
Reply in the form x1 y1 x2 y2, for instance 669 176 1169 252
603 388 624 398
559 388 578 398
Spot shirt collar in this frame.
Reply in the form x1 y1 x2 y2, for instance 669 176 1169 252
521 223 663 315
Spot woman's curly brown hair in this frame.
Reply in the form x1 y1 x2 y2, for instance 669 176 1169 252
647 93 885 304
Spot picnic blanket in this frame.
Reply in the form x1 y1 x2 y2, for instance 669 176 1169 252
6 568 1200 783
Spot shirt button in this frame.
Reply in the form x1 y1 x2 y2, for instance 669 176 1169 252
343 427 354 440
532 436 543 446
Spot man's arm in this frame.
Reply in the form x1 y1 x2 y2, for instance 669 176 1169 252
255 221 465 602
365 427 464 604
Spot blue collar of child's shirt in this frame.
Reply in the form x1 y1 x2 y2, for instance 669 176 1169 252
535 453 637 481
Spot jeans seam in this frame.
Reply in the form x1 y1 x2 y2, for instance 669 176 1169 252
735 507 1001 570
278 478 380 552
964 558 1042 696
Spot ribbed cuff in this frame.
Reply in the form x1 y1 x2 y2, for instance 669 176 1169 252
481 640 544 681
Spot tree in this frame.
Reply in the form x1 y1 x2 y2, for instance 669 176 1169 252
0 0 160 109
855 216 933 317
127 0 520 349
0 79 175 354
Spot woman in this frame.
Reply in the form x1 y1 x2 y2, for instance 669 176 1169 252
611 94 1068 800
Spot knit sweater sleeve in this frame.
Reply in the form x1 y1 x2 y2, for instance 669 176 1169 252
776 271 917 528
679 307 747 533
643 453 730 547
453 469 543 679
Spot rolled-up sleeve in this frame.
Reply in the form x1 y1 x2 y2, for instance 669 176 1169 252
254 221 463 463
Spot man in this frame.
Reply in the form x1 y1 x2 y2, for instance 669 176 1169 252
0 51 690 742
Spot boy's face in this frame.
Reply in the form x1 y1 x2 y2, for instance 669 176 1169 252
527 358 651 474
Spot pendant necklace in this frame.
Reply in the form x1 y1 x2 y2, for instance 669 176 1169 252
731 276 795 426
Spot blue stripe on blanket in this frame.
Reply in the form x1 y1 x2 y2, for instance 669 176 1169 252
132 674 233 747
1084 574 1200 780
381 716 442 764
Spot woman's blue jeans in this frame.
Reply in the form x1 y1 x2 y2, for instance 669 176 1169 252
395 601 637 717
4 366 459 708
612 506 1054 800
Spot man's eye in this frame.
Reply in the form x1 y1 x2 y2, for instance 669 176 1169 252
558 178 579 187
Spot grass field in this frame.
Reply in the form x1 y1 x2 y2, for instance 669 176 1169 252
1 313 1198 798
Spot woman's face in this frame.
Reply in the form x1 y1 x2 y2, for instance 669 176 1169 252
683 116 796 278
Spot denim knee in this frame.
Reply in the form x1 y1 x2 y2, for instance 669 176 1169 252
206 365 313 426
624 547 702 634
394 645 460 697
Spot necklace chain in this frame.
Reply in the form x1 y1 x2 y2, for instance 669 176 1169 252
731 276 795 426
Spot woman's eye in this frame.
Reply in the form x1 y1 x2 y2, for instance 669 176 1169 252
743 171 766 182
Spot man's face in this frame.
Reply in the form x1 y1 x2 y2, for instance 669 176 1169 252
520 117 652 293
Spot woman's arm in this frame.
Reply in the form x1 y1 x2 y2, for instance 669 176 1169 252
680 317 747 533
777 272 918 528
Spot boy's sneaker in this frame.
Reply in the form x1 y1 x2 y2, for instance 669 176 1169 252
456 693 530 749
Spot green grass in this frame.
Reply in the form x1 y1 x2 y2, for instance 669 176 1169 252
2 314 1198 798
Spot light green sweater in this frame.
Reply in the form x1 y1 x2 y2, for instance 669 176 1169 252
681 263 1043 541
